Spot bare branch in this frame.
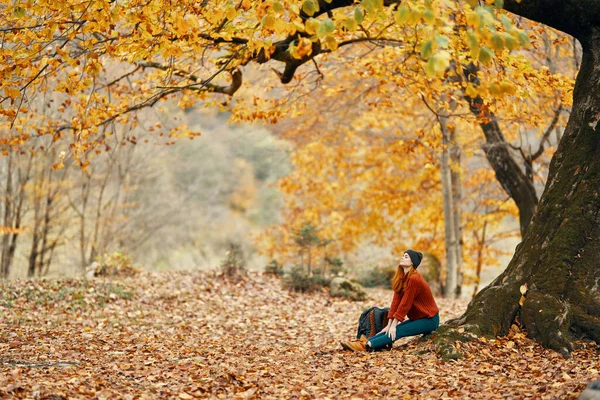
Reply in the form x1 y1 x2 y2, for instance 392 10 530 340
97 66 142 90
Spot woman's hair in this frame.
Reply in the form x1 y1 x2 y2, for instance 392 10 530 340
391 265 417 292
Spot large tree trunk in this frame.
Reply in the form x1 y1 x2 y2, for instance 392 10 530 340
440 34 600 357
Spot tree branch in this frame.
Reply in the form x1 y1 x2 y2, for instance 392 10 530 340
531 103 563 161
137 63 242 96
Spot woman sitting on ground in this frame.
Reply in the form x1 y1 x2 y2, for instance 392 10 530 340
340 250 440 352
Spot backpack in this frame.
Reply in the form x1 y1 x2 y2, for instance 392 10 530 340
356 306 390 339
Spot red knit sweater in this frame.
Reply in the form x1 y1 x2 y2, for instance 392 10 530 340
388 272 439 321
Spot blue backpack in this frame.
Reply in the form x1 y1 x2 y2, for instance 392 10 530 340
357 306 390 339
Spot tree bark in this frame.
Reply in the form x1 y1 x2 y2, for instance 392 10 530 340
472 220 487 298
450 125 464 296
439 112 458 297
440 31 600 357
28 165 45 277
1 154 14 279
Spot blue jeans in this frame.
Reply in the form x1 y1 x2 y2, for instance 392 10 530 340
367 314 440 351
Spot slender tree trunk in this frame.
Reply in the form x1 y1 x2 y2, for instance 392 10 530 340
78 174 92 271
1 155 14 278
439 113 458 297
5 153 32 277
38 179 54 277
307 246 312 276
28 166 44 277
450 125 464 296
90 167 111 263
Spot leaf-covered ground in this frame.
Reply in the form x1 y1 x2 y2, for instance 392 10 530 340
1 271 598 399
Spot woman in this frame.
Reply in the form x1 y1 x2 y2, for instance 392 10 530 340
340 250 440 352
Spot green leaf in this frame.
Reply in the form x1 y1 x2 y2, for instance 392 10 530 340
317 19 335 38
362 0 374 13
479 46 493 65
475 5 493 27
518 31 530 46
302 0 319 16
501 33 518 50
494 0 504 9
421 40 433 60
354 7 364 24
344 18 358 31
322 18 335 34
467 31 479 51
491 34 503 51
422 9 435 24
394 5 410 25
13 6 26 18
500 15 512 31
435 35 449 49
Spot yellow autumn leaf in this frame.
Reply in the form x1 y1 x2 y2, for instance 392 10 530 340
4 86 21 100
520 283 528 295
305 18 319 35
263 14 276 30
465 84 478 98
302 0 319 17
489 82 502 97
408 8 421 25
500 81 517 95
323 35 338 51
466 11 481 30
226 6 237 21
502 32 518 50
426 50 451 76
296 37 313 58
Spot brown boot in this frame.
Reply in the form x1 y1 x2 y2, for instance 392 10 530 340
340 335 368 352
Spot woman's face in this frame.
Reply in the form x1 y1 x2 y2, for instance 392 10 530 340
399 252 413 268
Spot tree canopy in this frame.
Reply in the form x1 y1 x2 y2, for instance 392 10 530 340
0 0 572 161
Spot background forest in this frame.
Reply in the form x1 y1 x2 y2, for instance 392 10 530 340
1 104 291 278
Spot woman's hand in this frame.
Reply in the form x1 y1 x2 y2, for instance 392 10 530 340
387 319 398 340
378 319 392 335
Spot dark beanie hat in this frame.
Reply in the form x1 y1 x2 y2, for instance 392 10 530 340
405 250 423 268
